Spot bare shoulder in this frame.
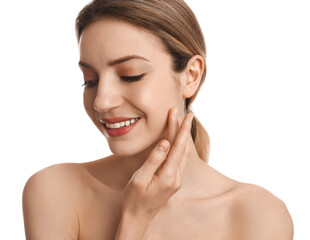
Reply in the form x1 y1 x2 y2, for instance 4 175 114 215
23 162 87 196
22 163 86 240
23 162 88 206
231 182 294 240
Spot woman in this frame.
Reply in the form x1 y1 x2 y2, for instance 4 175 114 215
22 0 293 239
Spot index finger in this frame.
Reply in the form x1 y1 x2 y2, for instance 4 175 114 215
167 107 179 146
157 112 193 178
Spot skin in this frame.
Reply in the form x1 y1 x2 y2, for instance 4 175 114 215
22 18 294 240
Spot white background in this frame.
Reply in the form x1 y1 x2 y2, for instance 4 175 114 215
0 0 309 238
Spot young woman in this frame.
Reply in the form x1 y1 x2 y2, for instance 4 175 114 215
22 0 294 239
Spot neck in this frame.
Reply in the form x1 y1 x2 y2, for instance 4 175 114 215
116 135 208 203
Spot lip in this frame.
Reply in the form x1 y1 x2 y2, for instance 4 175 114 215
100 117 140 124
102 118 140 137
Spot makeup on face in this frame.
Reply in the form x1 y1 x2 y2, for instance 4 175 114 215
102 117 141 137
79 19 182 156
79 58 153 89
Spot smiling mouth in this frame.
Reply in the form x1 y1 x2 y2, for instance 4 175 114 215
100 117 141 129
101 117 141 137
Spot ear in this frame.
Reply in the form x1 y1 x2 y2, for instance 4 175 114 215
180 55 204 99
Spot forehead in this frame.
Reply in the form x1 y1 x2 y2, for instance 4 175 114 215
79 18 169 65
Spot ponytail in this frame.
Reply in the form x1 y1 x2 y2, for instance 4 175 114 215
186 97 210 163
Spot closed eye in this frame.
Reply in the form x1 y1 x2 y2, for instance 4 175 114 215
81 80 98 88
81 73 145 88
120 73 145 82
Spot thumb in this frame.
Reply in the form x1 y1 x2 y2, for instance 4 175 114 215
137 140 170 184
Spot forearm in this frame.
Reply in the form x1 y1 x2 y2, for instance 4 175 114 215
114 212 151 240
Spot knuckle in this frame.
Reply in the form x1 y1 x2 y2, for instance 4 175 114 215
173 184 181 191
161 175 176 189
148 158 161 167
175 178 182 190
163 170 175 181
149 153 165 166
130 177 144 189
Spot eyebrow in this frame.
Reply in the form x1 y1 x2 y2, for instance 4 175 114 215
78 55 150 69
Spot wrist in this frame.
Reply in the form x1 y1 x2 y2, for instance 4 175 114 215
122 205 157 222
121 210 153 227
114 212 151 240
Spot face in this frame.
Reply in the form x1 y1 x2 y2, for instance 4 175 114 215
78 18 185 157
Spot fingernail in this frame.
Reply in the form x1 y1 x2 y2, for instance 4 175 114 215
173 108 178 116
158 141 169 152
177 116 182 125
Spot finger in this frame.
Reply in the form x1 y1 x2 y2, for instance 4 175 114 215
178 113 194 175
157 112 193 178
135 140 170 184
156 108 181 176
167 108 179 146
178 133 191 178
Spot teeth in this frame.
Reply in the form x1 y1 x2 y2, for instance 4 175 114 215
105 118 139 129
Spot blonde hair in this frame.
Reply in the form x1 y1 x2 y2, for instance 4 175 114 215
75 0 210 162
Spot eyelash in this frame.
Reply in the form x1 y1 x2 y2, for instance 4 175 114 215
81 74 145 88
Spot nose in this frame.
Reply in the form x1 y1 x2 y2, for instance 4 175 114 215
93 76 123 113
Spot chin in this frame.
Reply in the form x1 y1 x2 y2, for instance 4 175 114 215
107 139 158 158
104 124 168 158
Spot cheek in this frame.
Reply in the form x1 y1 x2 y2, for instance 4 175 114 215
149 74 179 113
129 75 177 115
83 90 96 119
129 75 178 137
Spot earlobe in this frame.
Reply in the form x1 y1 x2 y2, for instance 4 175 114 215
182 55 204 99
